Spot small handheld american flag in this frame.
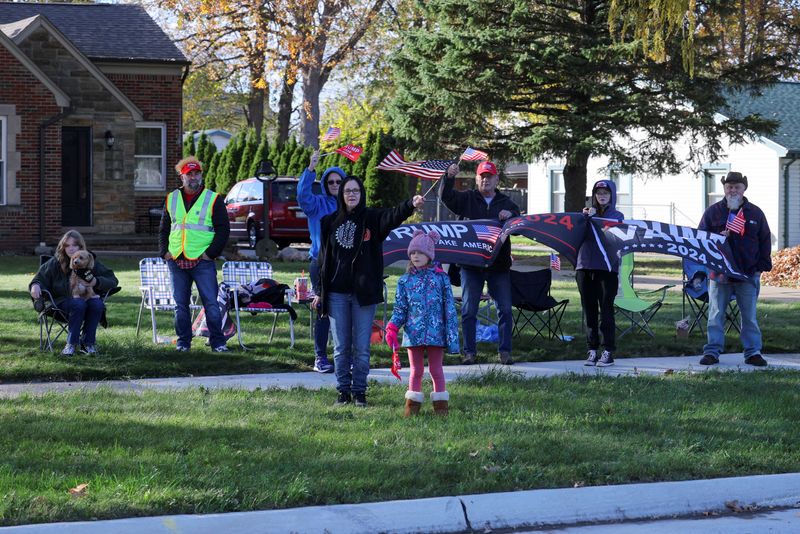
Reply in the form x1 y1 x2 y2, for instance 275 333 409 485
461 147 489 161
726 209 746 236
321 127 341 142
550 253 561 271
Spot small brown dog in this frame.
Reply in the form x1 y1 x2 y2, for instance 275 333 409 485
69 250 98 299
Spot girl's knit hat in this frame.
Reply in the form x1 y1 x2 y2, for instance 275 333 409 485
407 229 439 261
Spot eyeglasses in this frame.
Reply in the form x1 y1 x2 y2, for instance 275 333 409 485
327 180 342 185
343 188 361 195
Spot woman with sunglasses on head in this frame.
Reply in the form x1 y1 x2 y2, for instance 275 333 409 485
297 150 345 374
315 175 424 407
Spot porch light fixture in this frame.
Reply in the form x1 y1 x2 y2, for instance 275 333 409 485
104 130 115 149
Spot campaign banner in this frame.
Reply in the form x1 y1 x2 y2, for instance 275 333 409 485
498 213 587 267
383 219 503 268
593 218 747 280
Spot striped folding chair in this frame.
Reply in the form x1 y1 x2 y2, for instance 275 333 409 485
136 257 199 344
222 261 295 350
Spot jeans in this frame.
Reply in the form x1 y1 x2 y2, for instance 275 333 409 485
460 268 513 355
61 297 104 345
576 270 618 351
327 292 376 394
310 257 330 358
168 259 224 349
703 274 762 358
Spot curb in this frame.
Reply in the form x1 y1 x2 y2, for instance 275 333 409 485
4 473 800 533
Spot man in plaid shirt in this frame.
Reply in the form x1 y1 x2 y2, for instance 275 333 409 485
697 171 772 367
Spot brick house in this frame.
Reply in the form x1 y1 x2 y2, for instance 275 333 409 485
0 2 189 252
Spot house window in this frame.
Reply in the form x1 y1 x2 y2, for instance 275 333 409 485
0 115 6 205
609 169 632 218
134 123 166 191
550 168 565 212
704 167 728 209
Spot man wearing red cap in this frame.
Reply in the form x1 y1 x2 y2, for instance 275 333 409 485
442 160 520 365
159 156 231 353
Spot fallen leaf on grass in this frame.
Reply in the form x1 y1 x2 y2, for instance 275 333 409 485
469 450 480 458
68 483 89 497
482 465 501 473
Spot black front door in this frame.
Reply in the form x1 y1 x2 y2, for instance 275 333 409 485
61 126 92 226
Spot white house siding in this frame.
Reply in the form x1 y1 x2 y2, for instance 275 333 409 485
527 135 786 250
783 158 800 248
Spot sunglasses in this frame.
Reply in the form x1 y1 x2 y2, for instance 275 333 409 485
327 179 342 185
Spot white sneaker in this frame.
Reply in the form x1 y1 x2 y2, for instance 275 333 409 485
62 344 76 356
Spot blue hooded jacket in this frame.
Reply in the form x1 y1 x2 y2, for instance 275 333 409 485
297 166 344 259
576 179 625 272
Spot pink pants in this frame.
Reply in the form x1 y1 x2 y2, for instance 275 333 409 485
407 346 446 393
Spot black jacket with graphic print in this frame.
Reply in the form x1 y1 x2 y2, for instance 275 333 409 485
319 200 415 312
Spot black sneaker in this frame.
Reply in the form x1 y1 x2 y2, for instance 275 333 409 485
461 352 476 365
175 345 190 353
335 392 351 406
353 393 368 407
699 354 719 365
584 349 599 366
744 354 767 367
212 345 230 353
597 350 615 367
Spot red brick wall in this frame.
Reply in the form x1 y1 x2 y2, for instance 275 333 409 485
107 72 184 233
0 45 62 252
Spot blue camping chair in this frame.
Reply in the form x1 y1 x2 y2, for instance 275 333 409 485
681 259 741 335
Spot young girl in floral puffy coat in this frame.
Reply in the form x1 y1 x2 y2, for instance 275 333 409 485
385 230 459 416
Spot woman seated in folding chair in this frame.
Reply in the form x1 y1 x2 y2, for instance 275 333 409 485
29 230 119 356
577 180 624 367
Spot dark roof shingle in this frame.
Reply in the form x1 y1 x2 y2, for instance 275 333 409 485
0 2 187 63
724 82 800 152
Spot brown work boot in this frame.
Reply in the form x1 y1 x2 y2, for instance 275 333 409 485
431 391 449 416
404 391 424 417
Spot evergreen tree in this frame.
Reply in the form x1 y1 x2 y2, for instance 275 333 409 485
276 137 296 175
196 132 210 166
352 130 375 178
237 128 259 180
205 151 221 192
183 133 196 157
389 0 788 211
365 131 407 208
287 141 306 177
249 130 271 177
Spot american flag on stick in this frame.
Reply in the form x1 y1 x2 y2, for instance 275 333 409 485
335 144 363 162
726 208 746 236
550 253 561 271
376 149 455 181
321 127 341 142
461 147 489 161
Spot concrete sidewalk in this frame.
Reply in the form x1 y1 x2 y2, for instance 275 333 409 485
1 353 799 398
2 355 799 533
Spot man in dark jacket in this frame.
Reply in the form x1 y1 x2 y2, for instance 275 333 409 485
159 156 230 353
697 171 772 367
442 161 520 365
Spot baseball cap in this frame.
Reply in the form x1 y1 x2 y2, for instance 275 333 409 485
180 161 202 175
476 161 498 176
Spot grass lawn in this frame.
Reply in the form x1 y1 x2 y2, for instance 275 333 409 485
1 254 797 383
1 370 799 526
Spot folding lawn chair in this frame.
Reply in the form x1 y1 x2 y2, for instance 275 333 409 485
222 261 295 350
614 253 674 338
681 259 741 335
136 257 200 344
510 269 569 341
34 255 121 351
